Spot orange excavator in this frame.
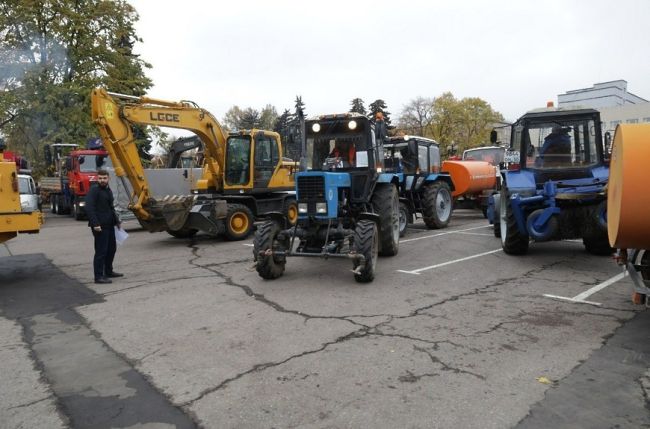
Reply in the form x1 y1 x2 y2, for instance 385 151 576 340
91 88 297 240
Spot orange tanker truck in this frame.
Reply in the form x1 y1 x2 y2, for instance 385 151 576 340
607 123 650 305
442 147 502 217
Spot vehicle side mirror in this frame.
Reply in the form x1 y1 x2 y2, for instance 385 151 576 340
490 130 497 144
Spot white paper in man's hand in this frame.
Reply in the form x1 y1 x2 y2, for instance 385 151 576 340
115 226 129 246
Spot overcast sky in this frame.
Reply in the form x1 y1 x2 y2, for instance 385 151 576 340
128 0 650 126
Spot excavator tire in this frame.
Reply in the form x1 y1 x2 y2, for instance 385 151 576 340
224 203 254 241
284 198 298 226
167 228 198 239
500 188 529 255
371 183 399 256
254 220 288 280
422 181 452 229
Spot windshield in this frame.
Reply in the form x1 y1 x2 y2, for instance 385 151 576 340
18 177 34 194
462 148 504 165
523 119 599 169
78 154 112 172
305 119 369 171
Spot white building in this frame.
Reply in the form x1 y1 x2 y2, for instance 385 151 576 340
557 80 650 135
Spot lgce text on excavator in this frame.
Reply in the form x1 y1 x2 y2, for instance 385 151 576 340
91 88 297 240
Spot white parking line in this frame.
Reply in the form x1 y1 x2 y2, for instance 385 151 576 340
242 243 254 247
397 248 503 275
401 225 491 244
456 231 494 237
543 271 627 307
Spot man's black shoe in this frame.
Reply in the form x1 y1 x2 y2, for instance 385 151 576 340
107 272 124 278
95 277 112 284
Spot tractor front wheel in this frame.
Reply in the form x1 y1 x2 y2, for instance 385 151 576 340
398 202 409 238
352 220 378 283
500 189 529 255
422 181 452 229
371 183 399 256
254 220 288 280
224 204 254 241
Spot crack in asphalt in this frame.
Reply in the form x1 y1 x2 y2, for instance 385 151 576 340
413 344 485 380
7 395 52 410
180 328 368 407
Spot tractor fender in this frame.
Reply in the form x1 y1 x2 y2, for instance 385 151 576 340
424 173 455 192
376 173 400 186
357 212 381 226
502 170 536 192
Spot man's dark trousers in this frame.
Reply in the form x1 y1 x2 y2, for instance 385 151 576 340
93 226 116 280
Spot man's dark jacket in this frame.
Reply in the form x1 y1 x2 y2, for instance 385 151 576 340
85 184 119 228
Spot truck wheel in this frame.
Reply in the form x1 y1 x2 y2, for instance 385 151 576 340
492 193 501 238
254 220 288 280
582 235 613 256
167 228 198 238
224 204 254 241
398 202 409 238
72 202 84 221
50 197 57 214
500 189 529 255
422 181 453 229
284 198 298 226
352 220 378 283
371 183 399 256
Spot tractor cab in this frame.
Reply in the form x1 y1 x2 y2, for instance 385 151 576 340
298 113 385 218
509 108 607 184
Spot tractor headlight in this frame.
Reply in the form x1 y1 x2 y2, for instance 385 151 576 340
348 120 357 130
316 202 327 214
298 203 308 213
311 123 321 133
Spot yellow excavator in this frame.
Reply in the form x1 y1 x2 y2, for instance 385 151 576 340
91 88 297 239
0 140 42 244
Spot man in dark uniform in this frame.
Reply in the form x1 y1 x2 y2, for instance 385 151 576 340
85 169 123 284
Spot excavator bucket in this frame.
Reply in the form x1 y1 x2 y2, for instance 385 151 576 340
137 195 196 233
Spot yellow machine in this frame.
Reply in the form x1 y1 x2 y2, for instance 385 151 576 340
0 143 42 244
91 88 297 239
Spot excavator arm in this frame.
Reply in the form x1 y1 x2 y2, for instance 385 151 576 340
91 87 228 231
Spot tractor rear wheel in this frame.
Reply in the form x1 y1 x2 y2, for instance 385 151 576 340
50 196 57 214
224 204 254 241
72 201 84 221
422 181 452 229
167 228 198 238
254 220 288 280
352 220 378 283
500 189 529 255
371 183 399 256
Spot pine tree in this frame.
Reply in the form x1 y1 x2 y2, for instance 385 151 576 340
350 98 367 115
368 99 392 126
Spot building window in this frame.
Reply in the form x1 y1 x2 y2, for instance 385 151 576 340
626 119 639 124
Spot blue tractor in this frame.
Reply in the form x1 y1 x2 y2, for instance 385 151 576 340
383 136 454 236
489 108 611 255
253 113 400 282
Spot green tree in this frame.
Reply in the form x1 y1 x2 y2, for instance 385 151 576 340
0 0 152 174
222 105 244 131
368 99 391 125
349 98 366 115
429 92 503 156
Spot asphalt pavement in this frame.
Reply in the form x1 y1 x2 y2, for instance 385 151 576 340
1 209 648 428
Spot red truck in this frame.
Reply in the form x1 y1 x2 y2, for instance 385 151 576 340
40 142 112 220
